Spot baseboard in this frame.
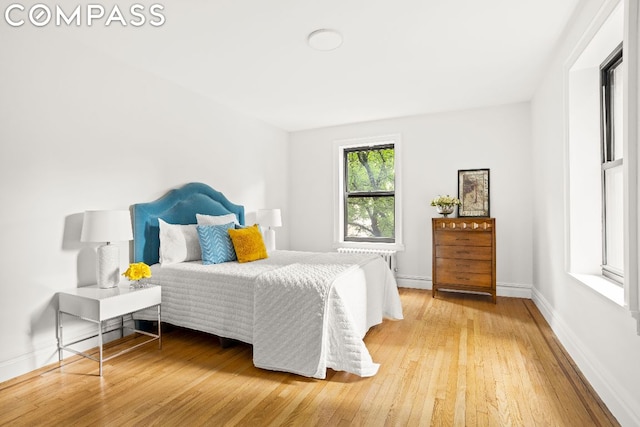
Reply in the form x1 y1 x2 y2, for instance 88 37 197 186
396 275 430 289
0 342 60 385
532 288 640 427
498 282 532 298
0 318 127 384
396 275 532 298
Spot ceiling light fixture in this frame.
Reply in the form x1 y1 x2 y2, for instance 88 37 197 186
307 29 343 51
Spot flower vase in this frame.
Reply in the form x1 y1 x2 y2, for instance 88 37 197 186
436 205 455 217
130 279 147 289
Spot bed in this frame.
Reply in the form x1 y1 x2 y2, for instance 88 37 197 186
132 182 403 379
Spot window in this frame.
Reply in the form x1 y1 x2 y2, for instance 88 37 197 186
600 43 624 283
334 135 403 250
566 1 640 326
344 144 395 242
565 2 634 308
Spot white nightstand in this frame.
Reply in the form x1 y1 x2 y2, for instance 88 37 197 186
57 283 161 376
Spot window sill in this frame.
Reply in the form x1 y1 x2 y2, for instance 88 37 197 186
569 273 624 306
334 242 405 252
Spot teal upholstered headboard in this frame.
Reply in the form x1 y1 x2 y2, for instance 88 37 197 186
132 182 245 265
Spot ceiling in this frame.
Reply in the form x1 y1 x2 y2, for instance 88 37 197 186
76 0 581 131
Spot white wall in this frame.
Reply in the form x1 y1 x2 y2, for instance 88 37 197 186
0 27 289 382
531 0 640 425
289 104 533 297
6 9 638 425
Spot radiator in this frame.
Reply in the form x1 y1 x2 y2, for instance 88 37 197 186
337 248 397 277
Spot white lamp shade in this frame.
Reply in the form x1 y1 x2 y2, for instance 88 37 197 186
81 210 133 243
257 209 282 228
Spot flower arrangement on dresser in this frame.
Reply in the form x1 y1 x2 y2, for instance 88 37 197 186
430 195 461 217
122 262 152 288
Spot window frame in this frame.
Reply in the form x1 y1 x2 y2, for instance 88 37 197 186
342 143 395 243
600 42 624 284
333 134 404 251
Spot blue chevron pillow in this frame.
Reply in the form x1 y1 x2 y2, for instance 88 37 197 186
196 223 237 264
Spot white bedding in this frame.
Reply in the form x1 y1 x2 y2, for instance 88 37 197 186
143 250 403 378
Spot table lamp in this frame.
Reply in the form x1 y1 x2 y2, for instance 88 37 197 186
81 210 133 288
257 208 282 251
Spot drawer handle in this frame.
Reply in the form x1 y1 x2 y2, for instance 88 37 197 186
457 250 470 255
456 238 470 241
455 276 470 281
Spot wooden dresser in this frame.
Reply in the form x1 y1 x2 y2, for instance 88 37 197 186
432 218 496 303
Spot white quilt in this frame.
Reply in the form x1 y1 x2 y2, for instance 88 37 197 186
143 250 403 378
254 253 378 378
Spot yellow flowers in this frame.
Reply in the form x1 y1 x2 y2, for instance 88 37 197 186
430 195 461 207
122 262 152 281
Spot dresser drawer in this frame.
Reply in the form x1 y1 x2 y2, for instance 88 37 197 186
435 231 492 247
436 245 492 260
435 258 492 274
435 270 493 288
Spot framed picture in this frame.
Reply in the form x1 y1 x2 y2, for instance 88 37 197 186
458 169 490 217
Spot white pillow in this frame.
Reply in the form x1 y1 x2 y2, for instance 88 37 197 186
196 213 238 226
158 219 201 265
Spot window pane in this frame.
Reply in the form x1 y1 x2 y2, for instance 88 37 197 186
604 165 624 272
612 63 623 160
346 196 394 239
346 147 395 192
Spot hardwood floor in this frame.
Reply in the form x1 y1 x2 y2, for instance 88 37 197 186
0 289 619 426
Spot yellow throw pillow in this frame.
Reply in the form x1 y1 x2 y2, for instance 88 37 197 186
228 225 268 263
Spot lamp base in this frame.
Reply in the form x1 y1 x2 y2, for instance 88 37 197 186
264 228 276 252
97 244 120 288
